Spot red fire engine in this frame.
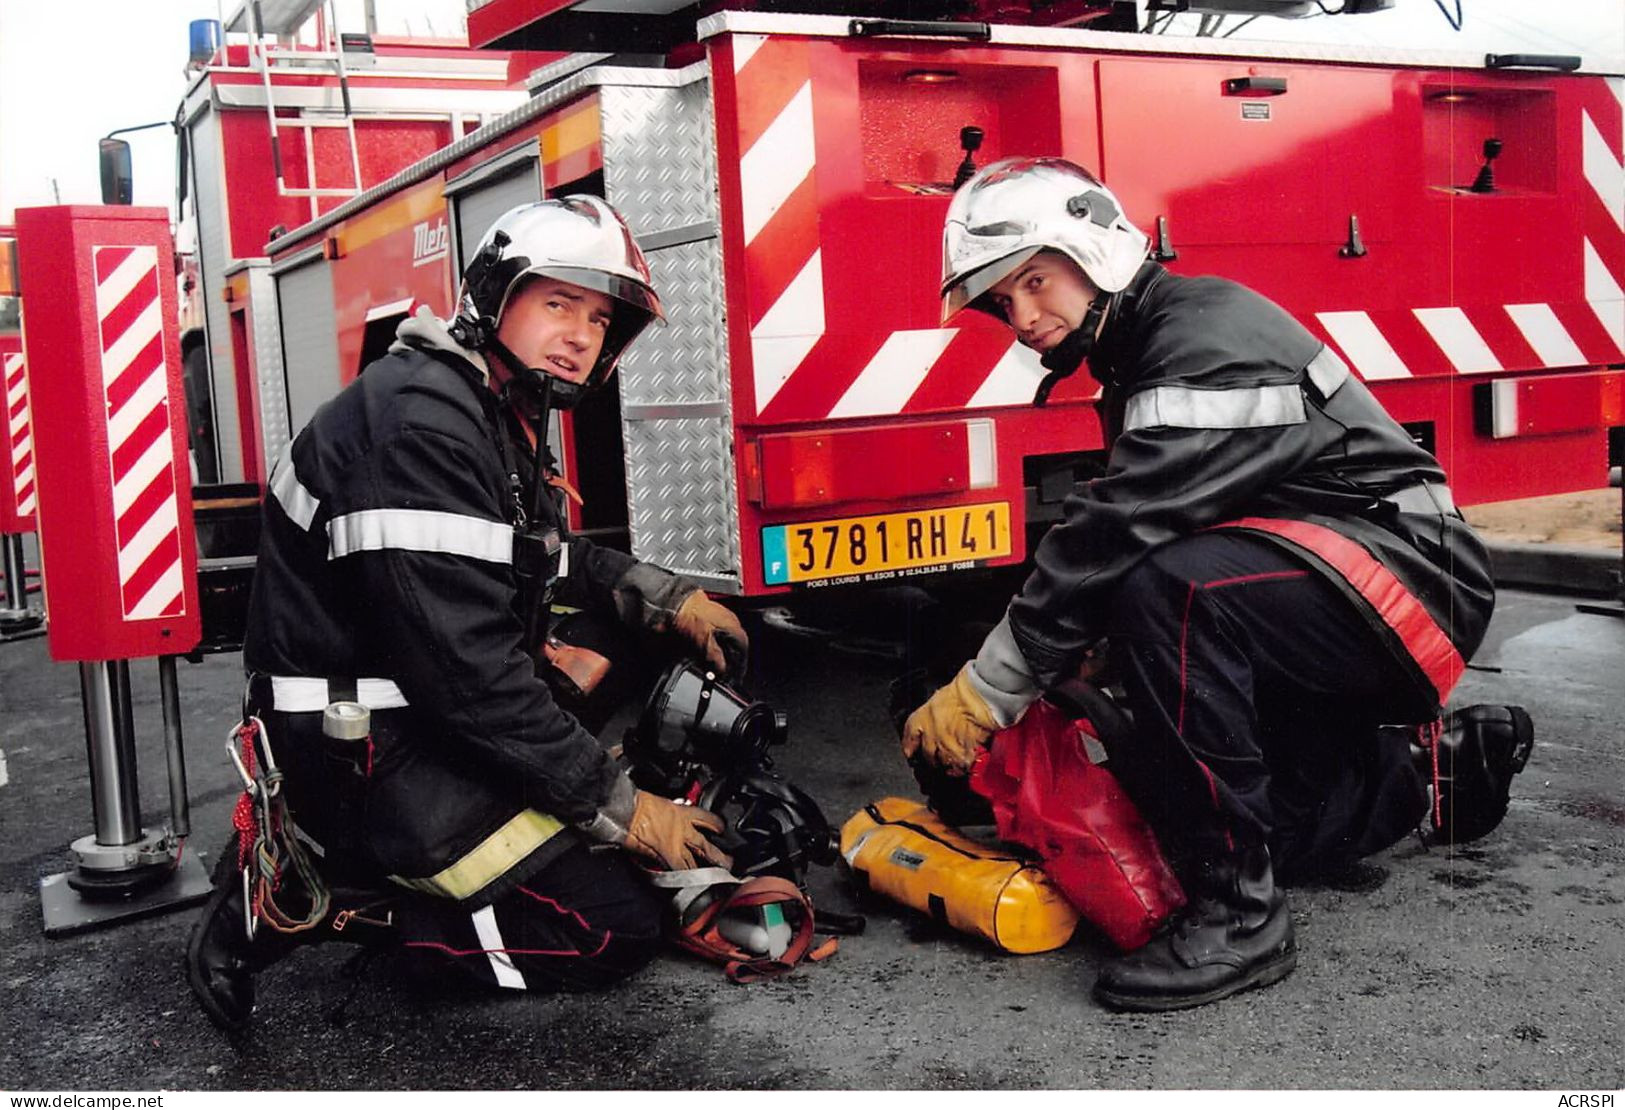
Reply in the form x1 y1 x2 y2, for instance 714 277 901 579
220 2 1621 599
168 2 556 488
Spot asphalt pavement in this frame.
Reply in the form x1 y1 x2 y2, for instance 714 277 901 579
0 582 1621 1091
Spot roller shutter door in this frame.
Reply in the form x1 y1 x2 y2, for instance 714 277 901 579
453 162 541 273
274 256 340 442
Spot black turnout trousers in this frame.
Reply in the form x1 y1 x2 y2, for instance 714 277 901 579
1101 531 1431 881
394 837 667 992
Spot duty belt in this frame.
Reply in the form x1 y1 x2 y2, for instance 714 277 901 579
249 673 410 713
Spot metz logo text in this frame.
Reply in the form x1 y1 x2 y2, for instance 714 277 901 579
411 219 449 267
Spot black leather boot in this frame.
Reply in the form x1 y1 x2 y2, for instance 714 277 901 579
185 839 396 1035
1093 846 1296 1012
1411 705 1534 844
184 850 300 1035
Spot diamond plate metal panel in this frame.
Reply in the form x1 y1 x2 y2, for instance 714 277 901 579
600 73 738 587
618 239 728 407
600 81 718 236
624 416 741 586
245 263 291 469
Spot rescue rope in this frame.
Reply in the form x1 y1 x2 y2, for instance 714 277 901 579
228 716 331 935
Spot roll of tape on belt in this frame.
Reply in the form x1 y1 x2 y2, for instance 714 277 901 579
323 701 371 741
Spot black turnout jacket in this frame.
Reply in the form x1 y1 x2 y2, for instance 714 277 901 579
243 311 689 905
979 262 1494 722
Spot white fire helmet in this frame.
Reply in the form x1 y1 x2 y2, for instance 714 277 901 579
940 157 1149 324
455 196 663 388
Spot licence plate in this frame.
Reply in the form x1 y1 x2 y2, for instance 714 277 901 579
761 501 1012 586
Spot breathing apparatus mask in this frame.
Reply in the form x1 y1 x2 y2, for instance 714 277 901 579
939 157 1148 406
625 661 838 887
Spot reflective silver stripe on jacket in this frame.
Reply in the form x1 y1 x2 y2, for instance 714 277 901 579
1125 382 1306 431
1123 345 1353 433
327 508 514 564
267 676 409 711
269 447 321 532
1306 345 1350 400
1385 482 1458 517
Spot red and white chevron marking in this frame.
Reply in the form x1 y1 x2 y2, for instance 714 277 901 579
93 245 185 621
4 352 34 517
734 33 823 416
1582 77 1624 353
738 68 1623 422
735 37 1047 420
1320 76 1624 382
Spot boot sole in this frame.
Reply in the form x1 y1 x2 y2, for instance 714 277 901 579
1093 943 1299 1013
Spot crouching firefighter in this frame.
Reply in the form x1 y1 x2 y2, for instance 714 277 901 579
905 158 1504 1012
186 197 749 1034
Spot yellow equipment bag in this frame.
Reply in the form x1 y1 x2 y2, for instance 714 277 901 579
840 797 1079 954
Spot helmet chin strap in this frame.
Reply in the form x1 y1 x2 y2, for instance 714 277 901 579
486 333 588 413
1032 291 1112 408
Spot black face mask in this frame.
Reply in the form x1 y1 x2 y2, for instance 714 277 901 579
1031 291 1111 407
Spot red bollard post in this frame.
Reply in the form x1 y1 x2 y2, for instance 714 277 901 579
0 227 44 637
13 206 212 935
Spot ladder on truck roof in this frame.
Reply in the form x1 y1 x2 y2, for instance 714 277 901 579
225 0 365 223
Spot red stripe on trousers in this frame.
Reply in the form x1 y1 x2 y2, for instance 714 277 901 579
402 935 611 961
1216 517 1465 703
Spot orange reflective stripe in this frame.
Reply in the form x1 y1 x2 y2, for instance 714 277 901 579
1216 517 1465 704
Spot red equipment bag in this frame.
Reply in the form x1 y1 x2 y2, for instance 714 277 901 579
970 697 1186 951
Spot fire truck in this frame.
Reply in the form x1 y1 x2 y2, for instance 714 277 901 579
215 1 1622 599
164 2 556 488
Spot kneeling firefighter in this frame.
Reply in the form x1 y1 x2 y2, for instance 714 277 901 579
905 158 1505 1011
187 197 749 1033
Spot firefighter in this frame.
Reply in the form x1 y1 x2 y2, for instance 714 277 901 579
907 157 1496 1012
186 197 748 1033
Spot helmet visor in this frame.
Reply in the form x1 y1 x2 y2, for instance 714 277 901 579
496 264 664 328
940 246 1039 324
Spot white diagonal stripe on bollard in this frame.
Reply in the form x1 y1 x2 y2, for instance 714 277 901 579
106 370 167 446
99 300 162 389
112 434 172 518
127 562 184 622
94 248 152 318
117 491 178 582
94 243 185 620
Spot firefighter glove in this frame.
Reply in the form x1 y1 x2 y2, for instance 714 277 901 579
901 664 1002 776
626 790 733 872
673 591 750 678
